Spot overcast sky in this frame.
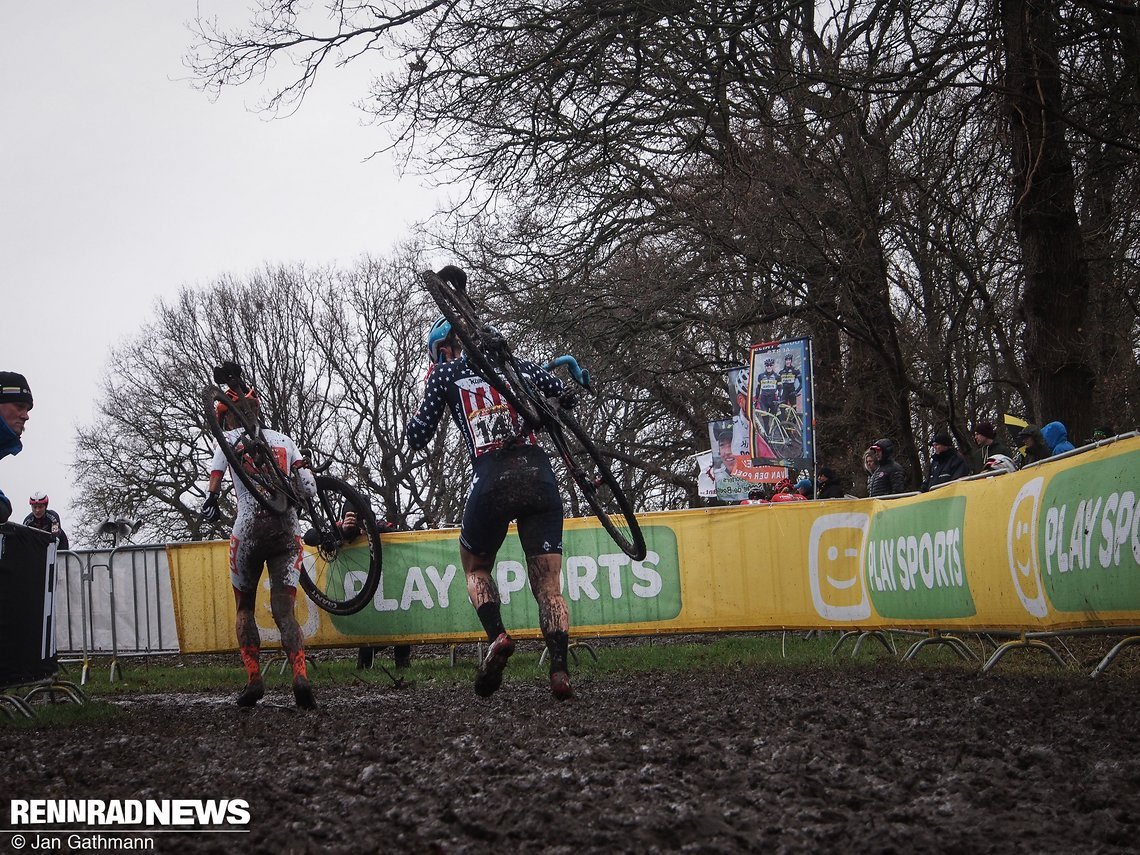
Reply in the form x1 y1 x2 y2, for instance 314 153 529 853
2 3 441 539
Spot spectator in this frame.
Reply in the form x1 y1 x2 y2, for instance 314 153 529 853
23 491 69 550
968 421 1014 474
922 431 970 492
738 485 769 505
770 477 807 502
1089 425 1114 444
795 477 814 499
1041 421 1075 456
867 438 907 497
815 467 848 499
0 371 33 524
1015 424 1051 467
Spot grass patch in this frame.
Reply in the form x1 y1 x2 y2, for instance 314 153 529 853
4 629 1129 729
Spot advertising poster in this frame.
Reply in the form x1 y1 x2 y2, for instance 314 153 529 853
705 419 787 502
748 338 814 472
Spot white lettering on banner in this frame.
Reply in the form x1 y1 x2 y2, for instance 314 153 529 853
400 568 434 611
369 552 664 612
377 564 459 611
424 564 456 608
866 529 964 593
630 553 663 597
1043 491 1140 575
495 561 527 605
566 556 600 601
597 553 629 598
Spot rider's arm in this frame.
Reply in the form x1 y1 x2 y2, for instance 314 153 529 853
407 363 452 451
283 436 317 498
520 359 566 399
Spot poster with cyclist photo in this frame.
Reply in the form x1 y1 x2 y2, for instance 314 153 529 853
705 419 788 502
724 366 752 457
748 338 814 472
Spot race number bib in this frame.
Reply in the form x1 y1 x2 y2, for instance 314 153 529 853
456 376 520 456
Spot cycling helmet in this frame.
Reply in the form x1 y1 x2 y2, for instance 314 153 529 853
29 491 48 506
982 453 1017 474
775 478 794 492
427 316 455 364
784 353 794 362
764 357 775 367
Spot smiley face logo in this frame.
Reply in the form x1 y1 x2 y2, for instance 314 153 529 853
808 512 871 621
1007 476 1048 618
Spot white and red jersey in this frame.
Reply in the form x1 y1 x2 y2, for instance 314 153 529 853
209 427 317 520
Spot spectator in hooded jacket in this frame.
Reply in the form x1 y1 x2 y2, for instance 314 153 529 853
968 421 1014 474
867 438 908 497
1015 424 1051 467
922 431 970 492
815 467 848 499
1041 421 1076 456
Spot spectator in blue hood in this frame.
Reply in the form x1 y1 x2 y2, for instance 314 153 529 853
0 371 34 524
1041 421 1075 456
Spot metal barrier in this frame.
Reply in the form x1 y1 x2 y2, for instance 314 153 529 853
52 544 178 683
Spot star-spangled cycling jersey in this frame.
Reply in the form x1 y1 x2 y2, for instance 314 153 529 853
407 356 565 463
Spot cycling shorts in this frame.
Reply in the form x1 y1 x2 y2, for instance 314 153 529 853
229 511 303 592
460 444 564 558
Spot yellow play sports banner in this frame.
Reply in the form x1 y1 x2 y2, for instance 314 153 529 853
169 436 1139 653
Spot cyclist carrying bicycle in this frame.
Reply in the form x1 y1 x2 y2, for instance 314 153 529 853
407 266 576 701
201 363 319 710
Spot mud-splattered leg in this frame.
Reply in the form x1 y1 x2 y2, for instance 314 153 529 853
528 553 569 673
462 544 505 641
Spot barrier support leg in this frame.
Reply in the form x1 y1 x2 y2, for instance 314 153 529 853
1091 635 1140 678
981 634 1068 673
903 631 978 663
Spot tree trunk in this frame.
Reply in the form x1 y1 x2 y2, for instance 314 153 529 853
1001 0 1095 438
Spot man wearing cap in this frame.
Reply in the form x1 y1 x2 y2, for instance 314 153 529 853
0 371 33 524
969 421 1013 474
922 431 970 492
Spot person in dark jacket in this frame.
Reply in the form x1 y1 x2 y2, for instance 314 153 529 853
23 491 69 550
815 467 848 499
1041 421 1075 456
0 371 33 524
1015 424 1051 467
922 431 970 492
968 421 1014 474
867 438 908 497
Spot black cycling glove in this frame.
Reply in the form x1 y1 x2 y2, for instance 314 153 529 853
201 492 221 523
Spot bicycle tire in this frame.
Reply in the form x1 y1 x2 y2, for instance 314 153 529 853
296 475 383 615
420 269 544 427
202 385 293 515
546 408 646 561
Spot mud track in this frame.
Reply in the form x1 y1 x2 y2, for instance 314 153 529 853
5 659 1140 853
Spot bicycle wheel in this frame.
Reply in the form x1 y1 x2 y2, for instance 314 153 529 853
202 385 293 515
546 409 646 561
420 269 544 427
297 475 383 615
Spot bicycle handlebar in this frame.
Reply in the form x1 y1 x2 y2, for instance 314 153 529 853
544 355 592 390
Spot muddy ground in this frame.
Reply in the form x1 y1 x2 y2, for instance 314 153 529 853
4 647 1140 854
